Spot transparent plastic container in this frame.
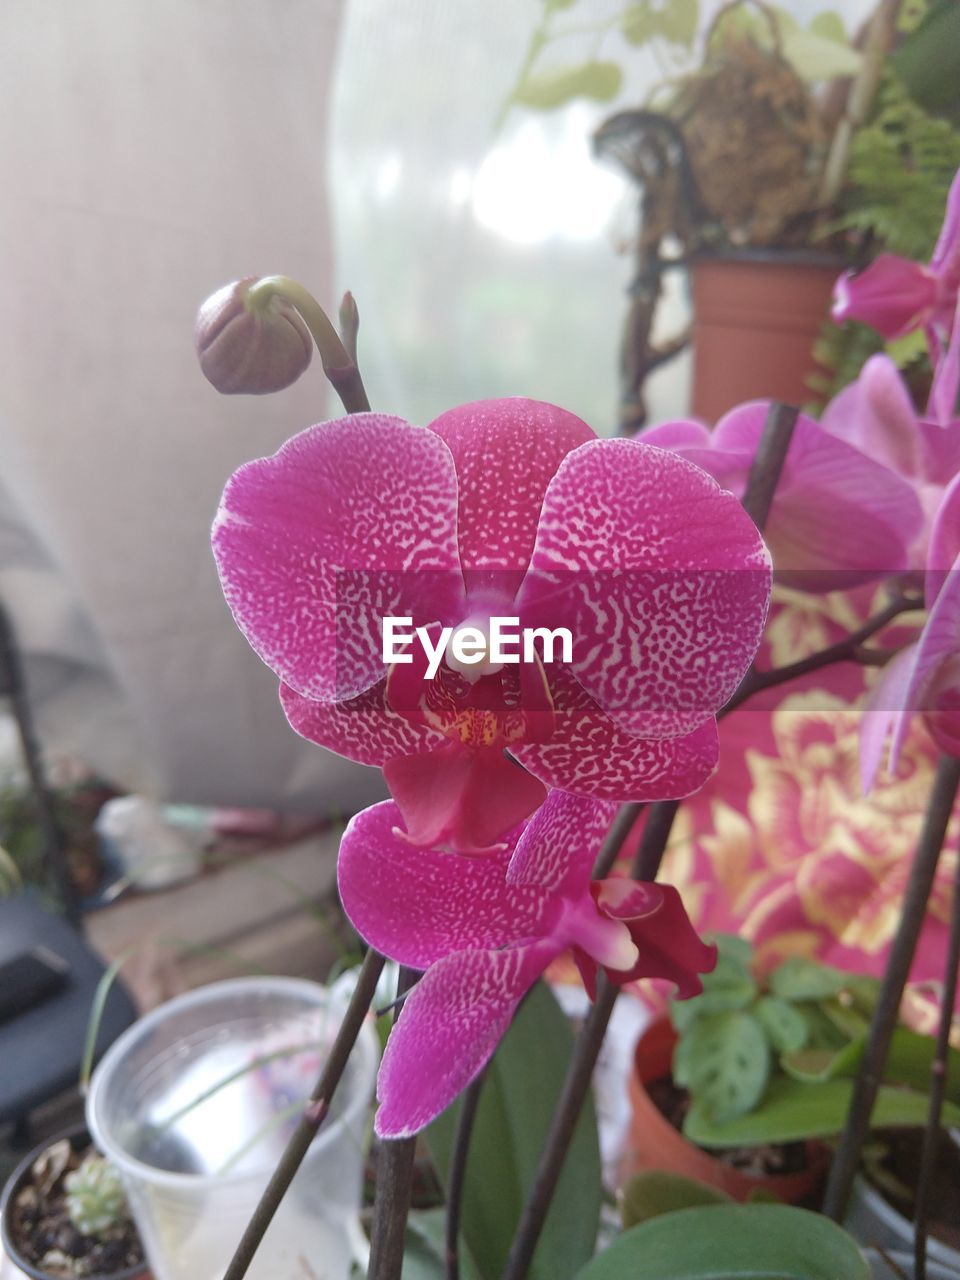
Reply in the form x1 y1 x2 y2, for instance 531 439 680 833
86 976 378 1280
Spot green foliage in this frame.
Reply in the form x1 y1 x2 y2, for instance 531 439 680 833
670 935 955 1148
620 1170 729 1230
426 982 601 1280
838 73 960 261
621 0 698 49
574 1204 871 1280
512 61 623 111
64 1155 129 1237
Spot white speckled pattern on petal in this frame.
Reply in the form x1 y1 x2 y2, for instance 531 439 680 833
517 439 771 738
505 790 617 895
212 414 465 702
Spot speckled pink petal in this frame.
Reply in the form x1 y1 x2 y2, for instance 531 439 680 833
831 255 937 339
505 789 617 896
212 414 465 702
716 403 923 591
280 679 442 766
427 398 594 596
926 473 960 606
336 800 551 968
891 552 960 765
383 744 547 854
375 942 558 1137
517 439 771 738
512 662 718 800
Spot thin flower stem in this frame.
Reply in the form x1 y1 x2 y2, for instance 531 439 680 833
444 1070 488 1280
245 275 371 414
725 592 923 713
914 824 960 1280
498 403 799 1280
823 755 960 1221
368 966 420 1280
220 949 385 1280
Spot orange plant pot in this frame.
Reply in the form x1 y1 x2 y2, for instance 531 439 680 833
623 1017 829 1205
690 253 844 424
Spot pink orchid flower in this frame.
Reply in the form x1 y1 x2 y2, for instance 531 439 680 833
832 166 960 425
337 790 716 1137
820 354 960 569
213 399 770 852
641 400 924 592
861 473 960 788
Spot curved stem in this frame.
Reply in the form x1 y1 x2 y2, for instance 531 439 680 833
221 949 386 1280
823 755 960 1220
914 823 960 1280
444 1071 487 1280
245 275 370 414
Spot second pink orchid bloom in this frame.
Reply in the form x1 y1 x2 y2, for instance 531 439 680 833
337 790 716 1137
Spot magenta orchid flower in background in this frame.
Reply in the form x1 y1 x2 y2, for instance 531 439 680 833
337 790 716 1137
641 401 924 592
862 472 960 788
832 166 960 425
820 354 960 567
214 398 771 852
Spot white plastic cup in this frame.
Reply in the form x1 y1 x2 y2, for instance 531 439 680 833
87 976 378 1280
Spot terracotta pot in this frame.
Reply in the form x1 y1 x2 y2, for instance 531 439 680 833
690 251 845 423
1 1125 149 1280
623 1017 828 1204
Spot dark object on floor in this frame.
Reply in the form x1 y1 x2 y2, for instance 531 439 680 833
0 603 137 1140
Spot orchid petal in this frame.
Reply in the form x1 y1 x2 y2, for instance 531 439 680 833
716 403 923 590
859 645 918 792
593 878 664 921
928 293 960 427
930 167 960 283
831 255 937 339
926 472 960 606
280 679 441 766
610 883 717 999
374 942 557 1137
428 398 594 596
820 355 922 478
336 800 551 968
891 553 960 765
517 439 771 738
505 789 617 895
383 745 547 853
512 662 718 800
212 414 465 702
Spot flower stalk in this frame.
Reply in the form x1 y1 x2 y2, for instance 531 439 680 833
823 753 960 1221
244 275 370 414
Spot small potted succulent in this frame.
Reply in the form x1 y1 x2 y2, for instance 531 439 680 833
624 936 960 1212
1 1126 146 1280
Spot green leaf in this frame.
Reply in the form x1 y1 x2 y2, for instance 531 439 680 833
512 61 622 111
753 997 808 1054
684 1075 960 1148
886 327 929 367
402 1211 481 1280
574 1204 871 1279
794 1001 849 1051
776 10 863 81
808 11 849 44
674 1011 770 1124
622 0 698 48
621 1171 730 1230
819 997 870 1041
670 942 756 1031
769 957 852 1001
782 1027 960 1101
426 983 601 1280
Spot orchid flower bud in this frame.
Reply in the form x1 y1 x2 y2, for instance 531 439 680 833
195 277 312 395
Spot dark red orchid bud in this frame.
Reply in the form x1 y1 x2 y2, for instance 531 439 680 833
195 277 312 394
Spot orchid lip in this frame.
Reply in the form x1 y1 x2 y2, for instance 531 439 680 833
556 896 639 971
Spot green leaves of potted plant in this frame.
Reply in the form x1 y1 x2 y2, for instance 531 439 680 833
624 936 960 1204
